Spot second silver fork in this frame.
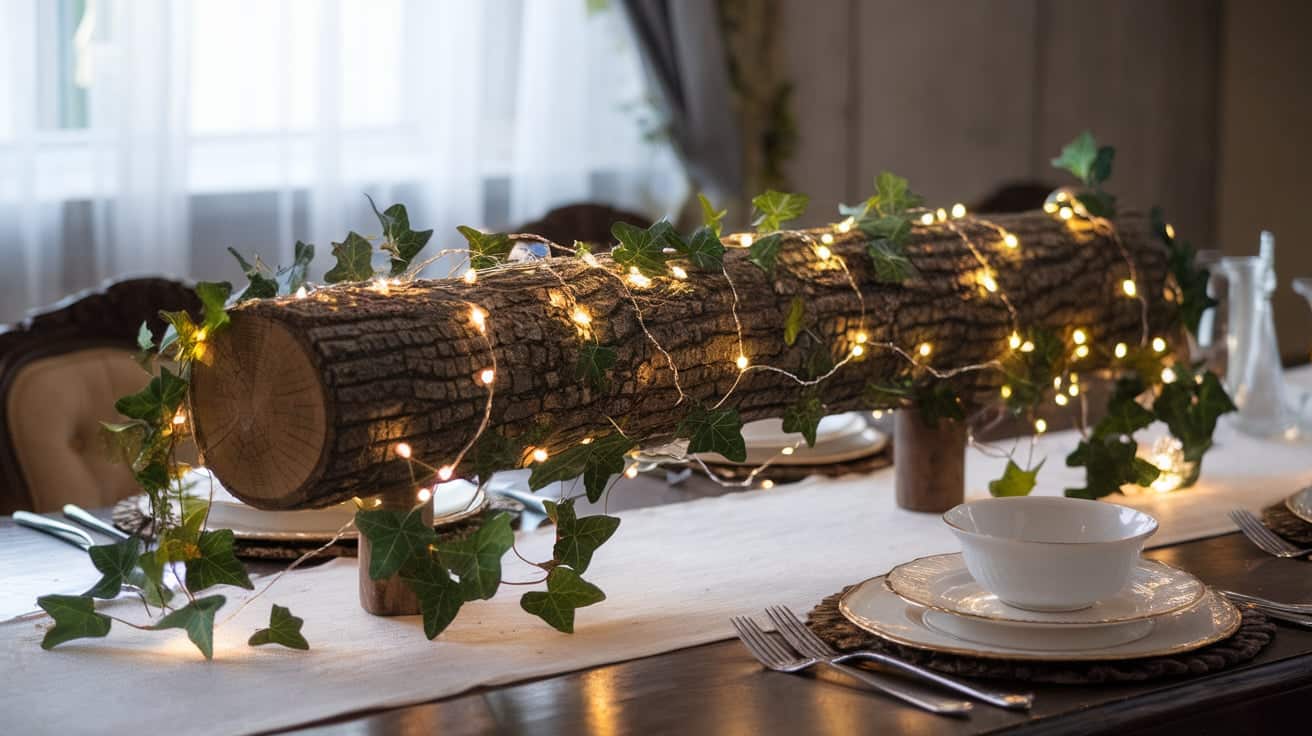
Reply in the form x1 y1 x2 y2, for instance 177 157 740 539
764 605 1034 711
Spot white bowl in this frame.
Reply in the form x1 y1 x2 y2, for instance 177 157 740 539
942 497 1158 612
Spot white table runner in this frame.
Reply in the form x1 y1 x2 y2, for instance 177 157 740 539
4 389 1312 734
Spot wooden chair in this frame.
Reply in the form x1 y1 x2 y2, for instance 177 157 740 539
0 278 199 513
511 203 653 256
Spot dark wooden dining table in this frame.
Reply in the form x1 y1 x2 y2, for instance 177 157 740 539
5 473 1312 736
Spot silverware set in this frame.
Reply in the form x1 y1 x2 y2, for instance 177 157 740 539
732 605 1034 716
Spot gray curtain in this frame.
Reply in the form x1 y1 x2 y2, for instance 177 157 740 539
621 0 745 205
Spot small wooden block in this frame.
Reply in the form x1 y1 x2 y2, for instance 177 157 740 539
894 409 966 513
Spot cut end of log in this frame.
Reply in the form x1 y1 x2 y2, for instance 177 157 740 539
192 313 329 509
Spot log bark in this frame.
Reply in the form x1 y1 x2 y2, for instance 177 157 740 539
191 211 1174 510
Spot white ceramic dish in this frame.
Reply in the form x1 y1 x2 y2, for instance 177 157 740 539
885 553 1205 626
697 412 887 466
840 576 1240 661
921 610 1155 651
1285 485 1312 525
943 496 1159 611
135 470 486 541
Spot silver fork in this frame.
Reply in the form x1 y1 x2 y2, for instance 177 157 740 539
731 616 973 716
764 605 1034 711
1229 509 1312 558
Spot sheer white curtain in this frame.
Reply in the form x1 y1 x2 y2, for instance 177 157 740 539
0 0 685 322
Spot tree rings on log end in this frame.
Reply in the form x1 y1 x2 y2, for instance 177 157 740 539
191 313 329 510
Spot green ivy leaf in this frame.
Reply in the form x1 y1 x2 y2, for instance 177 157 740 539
678 226 726 271
85 536 143 599
324 232 375 283
751 190 809 233
457 226 513 271
1153 371 1237 464
1076 191 1116 218
1000 329 1066 414
136 550 173 607
367 196 434 276
551 499 620 574
520 566 606 634
859 214 911 243
115 367 188 423
697 193 727 237
1051 131 1105 186
1153 207 1218 337
194 281 232 333
399 554 464 639
276 241 315 295
747 233 784 275
355 507 439 581
227 248 279 301
867 241 918 284
36 595 112 650
611 221 669 277
988 459 1044 497
872 171 923 216
248 604 309 650
782 395 824 447
134 462 171 496
438 512 514 601
677 405 746 462
577 344 617 391
1065 436 1161 499
1092 382 1155 440
528 433 635 503
783 296 806 347
151 595 225 660
915 383 965 427
185 529 254 592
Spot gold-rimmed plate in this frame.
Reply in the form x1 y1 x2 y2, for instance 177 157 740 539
839 575 1240 662
885 553 1205 626
1285 485 1312 525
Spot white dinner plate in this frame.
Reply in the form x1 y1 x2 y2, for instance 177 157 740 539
1285 485 1312 525
841 575 1240 661
921 609 1155 651
697 412 887 466
134 469 487 541
885 553 1205 626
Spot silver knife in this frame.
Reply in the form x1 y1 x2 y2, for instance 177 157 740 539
13 511 95 550
62 504 132 541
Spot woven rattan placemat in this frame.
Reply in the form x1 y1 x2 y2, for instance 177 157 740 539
805 587 1274 685
698 445 892 484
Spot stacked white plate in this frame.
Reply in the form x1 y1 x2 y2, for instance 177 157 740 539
696 412 888 466
839 553 1240 661
1285 485 1312 524
134 469 487 541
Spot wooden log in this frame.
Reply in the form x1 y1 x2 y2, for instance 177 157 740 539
894 410 967 513
191 212 1175 510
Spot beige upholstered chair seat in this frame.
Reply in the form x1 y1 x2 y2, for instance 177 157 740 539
6 347 147 512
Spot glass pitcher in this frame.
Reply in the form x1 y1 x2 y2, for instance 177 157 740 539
1219 255 1294 438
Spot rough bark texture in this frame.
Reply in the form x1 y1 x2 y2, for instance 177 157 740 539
191 211 1174 510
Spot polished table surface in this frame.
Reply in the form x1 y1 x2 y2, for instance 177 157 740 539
5 481 1312 736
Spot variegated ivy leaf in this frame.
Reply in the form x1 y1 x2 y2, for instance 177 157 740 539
457 226 514 271
1052 130 1115 188
867 241 917 283
751 190 809 233
677 405 746 462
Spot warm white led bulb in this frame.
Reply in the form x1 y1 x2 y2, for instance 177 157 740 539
1165 224 1176 240
670 265 688 280
1074 344 1090 359
295 286 308 299
1114 342 1128 358
1000 385 1013 399
781 446 795 456
1072 329 1087 345
735 354 749 370
855 332 868 344
920 212 935 225
462 269 477 284
917 342 932 358
395 442 412 459
572 307 591 326
951 203 966 218
1161 366 1177 384
1059 206 1074 220
438 465 454 481
479 368 495 385
1034 418 1048 434
740 234 754 248
979 273 998 293
1055 393 1069 406
1122 280 1138 297
760 479 775 489
1020 340 1035 353
1003 233 1019 249
531 448 549 463
815 244 832 261
1152 337 1167 353
851 344 865 357
820 233 835 245
837 217 854 234
624 465 639 479
470 306 487 331
416 487 433 503
1008 332 1021 350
